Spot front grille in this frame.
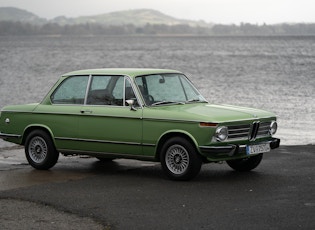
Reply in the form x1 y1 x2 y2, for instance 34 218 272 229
227 124 250 140
250 122 260 140
227 121 271 141
256 122 272 138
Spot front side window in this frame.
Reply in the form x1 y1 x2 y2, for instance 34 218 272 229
86 75 137 106
51 76 89 104
86 75 120 105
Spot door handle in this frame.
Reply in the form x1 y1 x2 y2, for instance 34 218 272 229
80 109 93 114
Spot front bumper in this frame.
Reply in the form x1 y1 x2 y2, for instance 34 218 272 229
199 138 280 159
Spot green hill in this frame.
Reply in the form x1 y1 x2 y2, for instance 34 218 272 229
0 7 46 24
52 9 211 27
0 7 211 27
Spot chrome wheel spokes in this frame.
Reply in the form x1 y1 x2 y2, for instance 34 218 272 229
165 144 189 175
28 136 48 163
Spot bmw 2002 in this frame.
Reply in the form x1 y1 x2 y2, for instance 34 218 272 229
0 68 280 180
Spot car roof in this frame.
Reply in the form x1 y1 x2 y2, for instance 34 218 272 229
62 68 182 78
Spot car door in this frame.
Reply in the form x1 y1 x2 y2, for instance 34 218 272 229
77 75 143 156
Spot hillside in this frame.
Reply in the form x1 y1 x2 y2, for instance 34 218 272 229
53 9 211 27
0 7 46 24
1 7 315 36
0 7 210 27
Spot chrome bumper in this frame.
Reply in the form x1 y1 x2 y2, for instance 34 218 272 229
199 138 280 158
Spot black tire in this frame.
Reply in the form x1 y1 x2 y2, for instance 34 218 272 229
226 153 263 172
96 157 115 162
160 137 202 181
25 130 59 170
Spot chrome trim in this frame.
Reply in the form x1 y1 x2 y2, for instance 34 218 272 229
129 77 145 109
55 136 156 147
143 117 200 124
215 126 228 142
0 110 35 113
142 143 156 147
269 121 278 135
49 75 145 109
0 132 21 139
199 145 236 156
199 138 280 158
2 110 143 120
76 112 143 119
50 75 90 105
225 121 272 142
227 124 250 141
55 137 141 146
60 149 156 161
249 121 260 141
83 74 92 105
257 121 272 137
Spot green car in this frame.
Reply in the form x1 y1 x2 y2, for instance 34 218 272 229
0 68 280 180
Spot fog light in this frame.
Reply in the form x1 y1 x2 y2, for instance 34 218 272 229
269 121 278 135
215 126 228 142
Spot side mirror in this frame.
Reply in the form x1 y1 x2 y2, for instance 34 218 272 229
126 99 137 111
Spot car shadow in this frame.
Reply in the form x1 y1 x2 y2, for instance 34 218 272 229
84 158 268 183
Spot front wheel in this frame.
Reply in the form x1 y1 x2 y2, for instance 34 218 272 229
25 130 59 170
226 153 263 172
160 137 202 181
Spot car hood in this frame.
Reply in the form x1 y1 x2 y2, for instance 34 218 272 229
146 103 276 123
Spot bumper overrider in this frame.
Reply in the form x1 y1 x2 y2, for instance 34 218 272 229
199 138 280 158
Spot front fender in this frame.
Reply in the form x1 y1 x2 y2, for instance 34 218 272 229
154 129 200 159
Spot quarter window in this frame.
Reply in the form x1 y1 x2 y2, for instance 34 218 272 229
51 76 89 104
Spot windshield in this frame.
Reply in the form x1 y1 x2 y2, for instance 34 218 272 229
135 73 207 106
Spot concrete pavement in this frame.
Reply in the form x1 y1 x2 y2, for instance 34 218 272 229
0 145 315 229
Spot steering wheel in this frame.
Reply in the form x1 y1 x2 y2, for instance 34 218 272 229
144 95 154 105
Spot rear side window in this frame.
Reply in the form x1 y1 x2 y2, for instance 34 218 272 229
51 76 89 104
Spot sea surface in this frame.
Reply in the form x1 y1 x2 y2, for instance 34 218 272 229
0 35 314 148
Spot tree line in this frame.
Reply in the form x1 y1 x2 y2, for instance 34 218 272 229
1 21 315 36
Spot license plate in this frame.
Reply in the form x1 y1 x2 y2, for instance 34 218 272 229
246 143 270 155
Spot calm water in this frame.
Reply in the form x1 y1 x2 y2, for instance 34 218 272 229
0 35 314 147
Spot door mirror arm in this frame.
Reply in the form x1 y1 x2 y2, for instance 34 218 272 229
126 99 137 111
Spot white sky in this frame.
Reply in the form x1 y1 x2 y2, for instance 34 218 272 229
0 0 314 24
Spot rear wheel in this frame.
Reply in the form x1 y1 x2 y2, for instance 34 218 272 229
160 137 202 181
25 130 59 170
226 153 263 172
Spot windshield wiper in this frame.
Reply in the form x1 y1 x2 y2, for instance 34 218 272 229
151 101 184 106
185 99 207 104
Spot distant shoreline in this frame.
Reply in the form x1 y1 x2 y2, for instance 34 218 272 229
2 20 315 36
2 34 315 38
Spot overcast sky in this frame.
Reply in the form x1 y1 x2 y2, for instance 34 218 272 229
0 0 314 24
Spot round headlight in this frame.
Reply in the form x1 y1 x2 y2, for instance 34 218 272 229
269 121 278 135
215 126 228 142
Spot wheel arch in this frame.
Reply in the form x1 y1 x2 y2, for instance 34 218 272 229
155 130 200 161
22 125 55 146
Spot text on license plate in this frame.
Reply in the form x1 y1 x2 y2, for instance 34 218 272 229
246 143 270 155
